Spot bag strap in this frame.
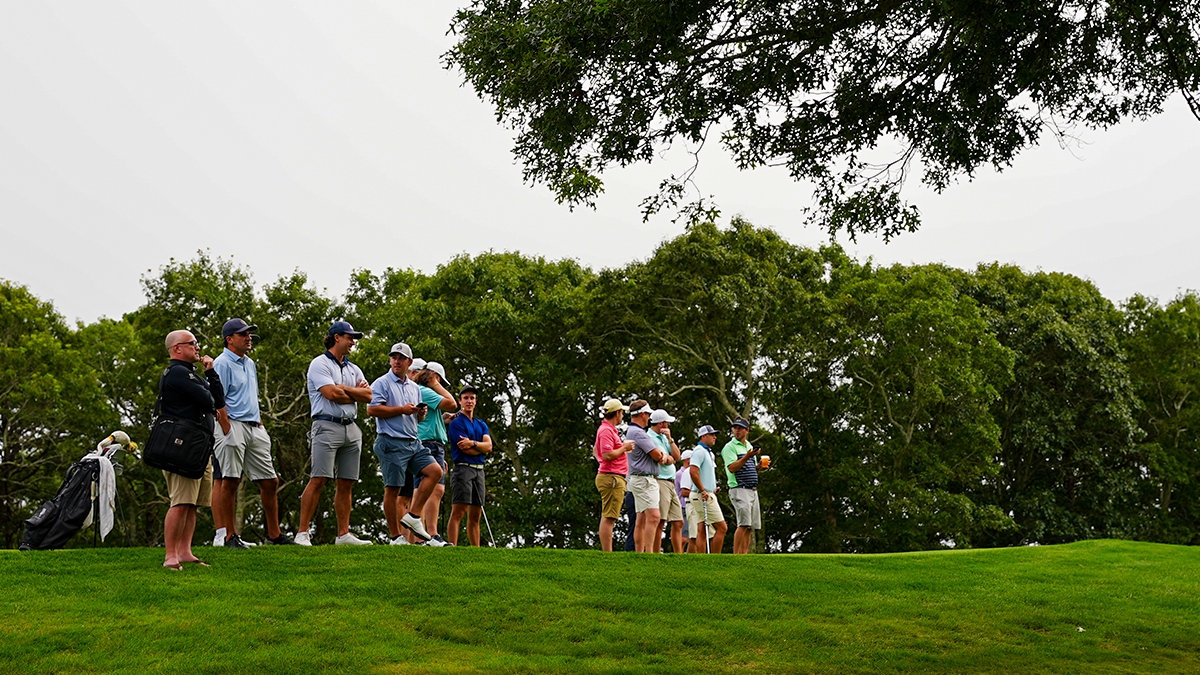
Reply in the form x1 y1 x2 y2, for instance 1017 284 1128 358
152 365 177 422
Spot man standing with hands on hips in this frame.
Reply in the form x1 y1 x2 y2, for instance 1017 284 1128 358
722 417 764 554
446 384 493 546
211 318 296 547
296 322 373 545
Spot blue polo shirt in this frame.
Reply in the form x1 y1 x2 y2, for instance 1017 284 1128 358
448 413 490 466
369 370 421 439
213 348 260 423
690 442 718 493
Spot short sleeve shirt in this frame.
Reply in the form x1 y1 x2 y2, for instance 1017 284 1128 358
690 443 717 493
626 423 660 476
307 351 366 419
213 348 260 423
369 370 421 439
594 420 627 475
648 429 676 480
416 385 449 443
448 414 490 466
722 438 758 488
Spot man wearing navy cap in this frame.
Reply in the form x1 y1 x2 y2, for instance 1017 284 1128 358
722 417 763 554
212 318 295 547
296 321 374 545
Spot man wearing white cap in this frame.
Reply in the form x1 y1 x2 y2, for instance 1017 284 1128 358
410 361 457 544
688 425 728 553
648 409 684 553
297 321 373 545
594 397 634 551
675 450 695 552
367 342 445 545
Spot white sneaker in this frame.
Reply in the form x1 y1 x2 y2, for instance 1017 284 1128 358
400 513 432 541
294 531 313 546
389 535 411 546
426 535 453 547
335 532 373 545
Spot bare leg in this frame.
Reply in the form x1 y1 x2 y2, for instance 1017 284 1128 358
599 516 616 552
163 505 187 566
383 486 402 538
178 506 198 561
690 522 707 554
635 509 661 553
409 463 444 518
466 506 482 547
655 519 667 553
334 478 354 537
423 483 445 536
299 476 328 533
447 503 468 546
670 521 684 554
258 478 281 539
710 521 728 553
213 478 238 539
734 526 753 554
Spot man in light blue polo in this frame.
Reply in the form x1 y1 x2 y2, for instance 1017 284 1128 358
648 408 683 553
212 318 295 547
296 321 373 546
688 425 728 554
367 342 445 545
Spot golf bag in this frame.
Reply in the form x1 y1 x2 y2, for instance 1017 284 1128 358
19 458 101 551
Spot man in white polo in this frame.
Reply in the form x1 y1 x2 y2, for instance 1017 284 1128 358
296 321 374 545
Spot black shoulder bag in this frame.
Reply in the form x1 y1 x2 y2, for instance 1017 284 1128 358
143 365 214 479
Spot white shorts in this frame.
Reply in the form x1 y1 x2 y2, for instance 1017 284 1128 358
629 475 660 513
214 419 276 482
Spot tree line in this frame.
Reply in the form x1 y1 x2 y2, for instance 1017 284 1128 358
2 220 1197 551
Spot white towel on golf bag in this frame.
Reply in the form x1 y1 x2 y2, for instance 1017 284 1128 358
80 454 116 541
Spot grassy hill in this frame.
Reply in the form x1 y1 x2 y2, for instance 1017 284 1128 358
1 539 1196 674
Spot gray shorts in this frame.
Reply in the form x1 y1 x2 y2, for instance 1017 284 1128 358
373 434 433 489
214 419 276 481
412 440 447 490
451 464 486 506
309 419 362 481
729 486 762 529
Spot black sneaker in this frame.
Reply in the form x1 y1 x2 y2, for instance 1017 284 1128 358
224 533 251 549
268 533 298 545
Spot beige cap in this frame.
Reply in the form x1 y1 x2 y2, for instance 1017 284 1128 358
601 398 629 415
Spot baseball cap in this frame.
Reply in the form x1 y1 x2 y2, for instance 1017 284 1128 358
328 321 363 338
460 384 478 395
601 398 629 415
680 450 694 461
389 343 413 359
650 409 676 424
696 424 718 437
425 361 450 387
222 318 258 339
732 417 751 429
410 358 428 371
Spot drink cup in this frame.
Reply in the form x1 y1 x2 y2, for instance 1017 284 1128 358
760 455 770 469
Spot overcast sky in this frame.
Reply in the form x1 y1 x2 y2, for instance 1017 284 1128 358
3 3 1198 325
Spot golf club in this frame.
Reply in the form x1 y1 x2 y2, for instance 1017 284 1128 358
481 504 497 548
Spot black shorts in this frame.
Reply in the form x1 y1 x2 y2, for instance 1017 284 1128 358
451 464 486 506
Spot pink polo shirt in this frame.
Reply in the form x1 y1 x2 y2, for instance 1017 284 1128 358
594 419 628 475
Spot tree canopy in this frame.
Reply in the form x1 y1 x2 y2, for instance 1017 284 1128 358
447 0 1200 236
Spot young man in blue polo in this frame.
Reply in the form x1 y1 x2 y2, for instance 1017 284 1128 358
446 384 493 546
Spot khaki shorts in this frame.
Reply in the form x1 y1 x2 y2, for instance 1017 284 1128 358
658 479 683 522
686 493 724 526
595 473 626 519
164 459 213 507
629 475 660 513
214 419 276 481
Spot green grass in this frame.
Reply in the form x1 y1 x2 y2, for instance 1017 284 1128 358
1 539 1197 674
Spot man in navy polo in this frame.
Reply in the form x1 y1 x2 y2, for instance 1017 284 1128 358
446 384 493 546
211 318 295 548
296 321 373 545
367 342 445 546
